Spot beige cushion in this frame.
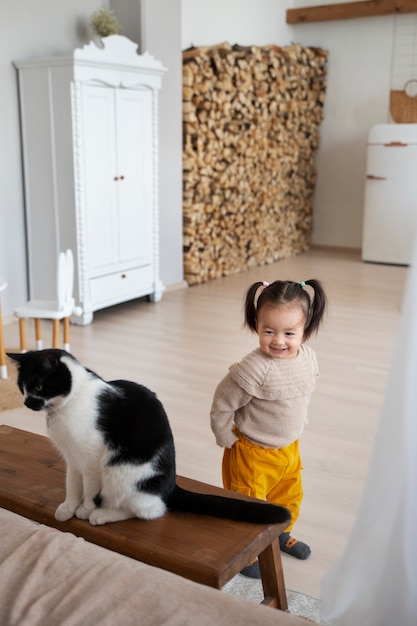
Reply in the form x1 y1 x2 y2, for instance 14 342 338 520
0 508 309 626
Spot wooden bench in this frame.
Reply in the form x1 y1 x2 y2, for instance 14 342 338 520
0 426 288 610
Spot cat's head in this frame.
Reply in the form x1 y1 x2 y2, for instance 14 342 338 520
7 349 75 412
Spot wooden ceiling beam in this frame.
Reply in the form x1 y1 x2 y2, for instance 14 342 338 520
287 0 417 24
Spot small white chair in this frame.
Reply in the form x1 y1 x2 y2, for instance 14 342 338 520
14 249 81 352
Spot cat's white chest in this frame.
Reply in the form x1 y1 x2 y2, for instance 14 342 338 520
47 374 107 468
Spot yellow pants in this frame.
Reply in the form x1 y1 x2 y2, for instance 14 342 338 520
222 432 303 532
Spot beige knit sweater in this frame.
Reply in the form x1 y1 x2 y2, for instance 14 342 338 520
210 345 319 449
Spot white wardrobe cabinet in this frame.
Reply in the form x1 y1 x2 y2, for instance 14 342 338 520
14 36 166 325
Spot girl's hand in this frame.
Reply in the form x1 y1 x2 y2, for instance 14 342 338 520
217 432 238 448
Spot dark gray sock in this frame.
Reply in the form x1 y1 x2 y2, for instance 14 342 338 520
279 532 311 560
240 560 261 579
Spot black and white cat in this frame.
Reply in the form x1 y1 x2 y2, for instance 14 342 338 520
8 349 290 527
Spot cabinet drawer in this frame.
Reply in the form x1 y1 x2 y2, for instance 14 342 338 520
90 265 153 308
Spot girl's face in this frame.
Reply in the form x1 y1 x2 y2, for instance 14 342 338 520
256 304 306 360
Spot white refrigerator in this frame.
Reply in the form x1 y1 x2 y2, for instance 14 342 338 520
362 123 417 265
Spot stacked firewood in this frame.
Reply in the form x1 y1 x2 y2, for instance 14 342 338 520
183 42 328 285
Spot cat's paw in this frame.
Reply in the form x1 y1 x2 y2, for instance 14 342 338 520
55 502 76 522
75 503 95 520
89 508 133 525
88 509 109 526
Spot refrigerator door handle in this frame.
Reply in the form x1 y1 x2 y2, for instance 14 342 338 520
383 141 407 147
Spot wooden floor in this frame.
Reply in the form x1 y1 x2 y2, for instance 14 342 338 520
1 246 408 599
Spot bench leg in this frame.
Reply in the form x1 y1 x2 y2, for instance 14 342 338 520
258 538 288 611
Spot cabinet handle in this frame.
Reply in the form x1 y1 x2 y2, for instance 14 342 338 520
114 176 119 181
120 175 125 180
366 175 386 181
121 274 127 279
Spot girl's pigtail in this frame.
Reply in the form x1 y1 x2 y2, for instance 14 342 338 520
303 279 327 340
244 282 264 332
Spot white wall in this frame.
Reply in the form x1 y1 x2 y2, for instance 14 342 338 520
293 16 393 248
138 0 184 288
182 0 292 48
0 0 400 317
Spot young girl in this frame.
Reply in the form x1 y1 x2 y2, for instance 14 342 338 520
210 279 327 578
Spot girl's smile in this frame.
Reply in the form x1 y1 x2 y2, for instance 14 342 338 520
256 304 306 360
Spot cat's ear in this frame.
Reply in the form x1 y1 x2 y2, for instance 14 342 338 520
42 352 62 370
6 352 26 365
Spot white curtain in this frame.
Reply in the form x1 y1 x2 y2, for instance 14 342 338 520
321 240 417 626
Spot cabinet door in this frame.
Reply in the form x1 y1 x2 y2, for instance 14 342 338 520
80 85 153 275
80 84 119 275
115 88 153 264
362 145 417 264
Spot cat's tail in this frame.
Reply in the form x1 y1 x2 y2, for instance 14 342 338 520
167 484 291 525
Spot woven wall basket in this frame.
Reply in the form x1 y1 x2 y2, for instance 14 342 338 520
390 79 417 123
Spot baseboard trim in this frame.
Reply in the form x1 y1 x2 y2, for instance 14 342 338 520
310 244 361 254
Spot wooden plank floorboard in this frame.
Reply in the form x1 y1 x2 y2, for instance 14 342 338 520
1 246 408 598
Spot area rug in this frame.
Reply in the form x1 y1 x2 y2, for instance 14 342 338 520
222 575 333 625
0 360 22 411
